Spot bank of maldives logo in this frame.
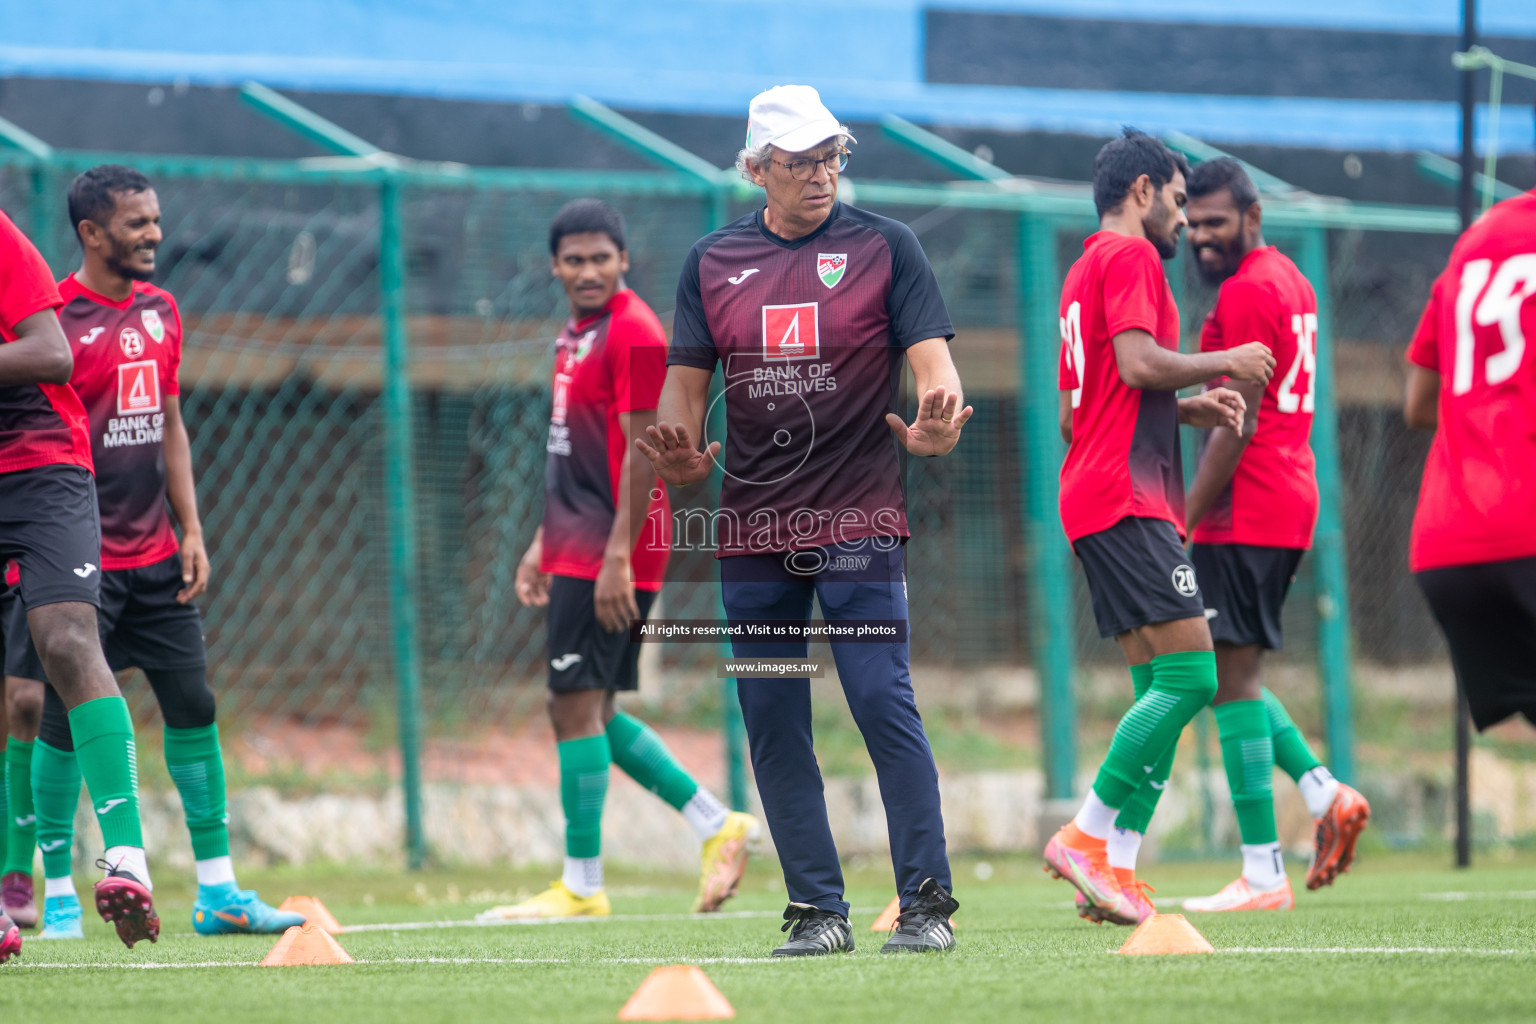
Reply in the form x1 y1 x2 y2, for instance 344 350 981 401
762 302 819 360
817 253 846 289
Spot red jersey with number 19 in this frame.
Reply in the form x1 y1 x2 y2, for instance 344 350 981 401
1406 189 1536 572
1058 231 1184 543
55 274 183 570
1191 246 1319 549
0 210 92 476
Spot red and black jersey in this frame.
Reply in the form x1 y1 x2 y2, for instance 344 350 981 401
1407 189 1536 572
55 274 182 570
1058 231 1183 543
541 289 671 590
669 202 954 556
1191 246 1320 549
0 210 92 477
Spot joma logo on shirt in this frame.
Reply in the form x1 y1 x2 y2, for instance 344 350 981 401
762 302 819 360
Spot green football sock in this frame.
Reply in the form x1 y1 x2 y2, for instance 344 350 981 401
1115 663 1175 833
1092 651 1217 808
558 735 610 860
1215 700 1278 846
164 724 230 861
1262 687 1323 782
0 744 7 871
605 711 699 811
31 739 81 880
68 696 142 849
3 739 37 874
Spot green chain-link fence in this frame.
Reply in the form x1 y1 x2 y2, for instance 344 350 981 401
0 126 1465 856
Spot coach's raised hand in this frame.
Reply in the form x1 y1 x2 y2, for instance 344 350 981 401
636 422 720 487
1224 341 1276 385
885 385 973 457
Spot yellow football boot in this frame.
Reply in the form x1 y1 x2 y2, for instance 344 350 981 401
692 811 759 913
476 881 610 920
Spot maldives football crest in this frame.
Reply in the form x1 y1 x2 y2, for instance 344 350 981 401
817 253 847 289
141 308 165 343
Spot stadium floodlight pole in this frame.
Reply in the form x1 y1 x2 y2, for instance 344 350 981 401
238 80 427 869
1453 0 1477 872
1161 131 1301 197
878 115 1013 184
1297 228 1356 788
0 113 58 266
1015 213 1078 808
1412 151 1521 204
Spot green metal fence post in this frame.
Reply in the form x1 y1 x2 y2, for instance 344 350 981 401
380 174 427 868
1017 213 1077 799
1298 227 1356 784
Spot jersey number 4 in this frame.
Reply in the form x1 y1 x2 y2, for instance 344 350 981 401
1453 254 1535 396
1276 313 1317 414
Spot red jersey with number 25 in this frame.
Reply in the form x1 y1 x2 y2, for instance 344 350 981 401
55 274 183 570
1058 231 1184 543
1406 189 1536 572
1191 246 1319 549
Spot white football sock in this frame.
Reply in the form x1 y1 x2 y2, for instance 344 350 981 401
682 788 730 841
1241 843 1286 890
45 875 78 901
103 845 152 890
195 855 237 889
562 856 603 898
1106 827 1143 871
1073 791 1119 840
1298 767 1339 819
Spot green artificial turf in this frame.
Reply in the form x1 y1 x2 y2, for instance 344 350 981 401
2 853 1533 1023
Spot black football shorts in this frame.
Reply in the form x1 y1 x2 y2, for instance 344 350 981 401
9 551 206 680
1191 543 1305 651
0 465 103 611
546 574 657 692
1416 555 1536 732
1073 515 1206 638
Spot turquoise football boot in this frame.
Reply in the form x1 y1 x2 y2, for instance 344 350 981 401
192 884 306 935
35 893 85 940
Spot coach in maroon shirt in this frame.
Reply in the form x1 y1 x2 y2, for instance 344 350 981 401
638 85 969 956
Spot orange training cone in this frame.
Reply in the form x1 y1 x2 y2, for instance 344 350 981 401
260 923 354 966
277 895 344 934
617 965 735 1021
870 896 901 932
1118 913 1215 955
870 895 956 932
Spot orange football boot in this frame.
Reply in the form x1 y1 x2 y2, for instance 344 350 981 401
1306 783 1370 891
1183 875 1294 912
1044 824 1131 924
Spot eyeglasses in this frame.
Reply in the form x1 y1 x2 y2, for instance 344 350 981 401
774 148 849 181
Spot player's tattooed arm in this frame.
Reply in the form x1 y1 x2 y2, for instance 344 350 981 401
516 526 552 608
637 365 719 486
886 337 974 457
164 396 210 603
595 410 655 633
1112 329 1275 391
1404 365 1439 431
0 309 72 385
1184 379 1262 533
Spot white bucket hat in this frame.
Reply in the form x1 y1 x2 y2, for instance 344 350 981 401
746 85 855 154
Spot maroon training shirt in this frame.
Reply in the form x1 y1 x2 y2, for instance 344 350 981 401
56 274 182 570
669 202 953 556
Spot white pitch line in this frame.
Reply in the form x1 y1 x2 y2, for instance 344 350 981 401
1420 891 1536 902
1217 947 1531 956
11 955 790 970
344 905 886 933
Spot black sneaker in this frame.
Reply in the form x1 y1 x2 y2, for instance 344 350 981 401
772 902 854 957
879 878 958 953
